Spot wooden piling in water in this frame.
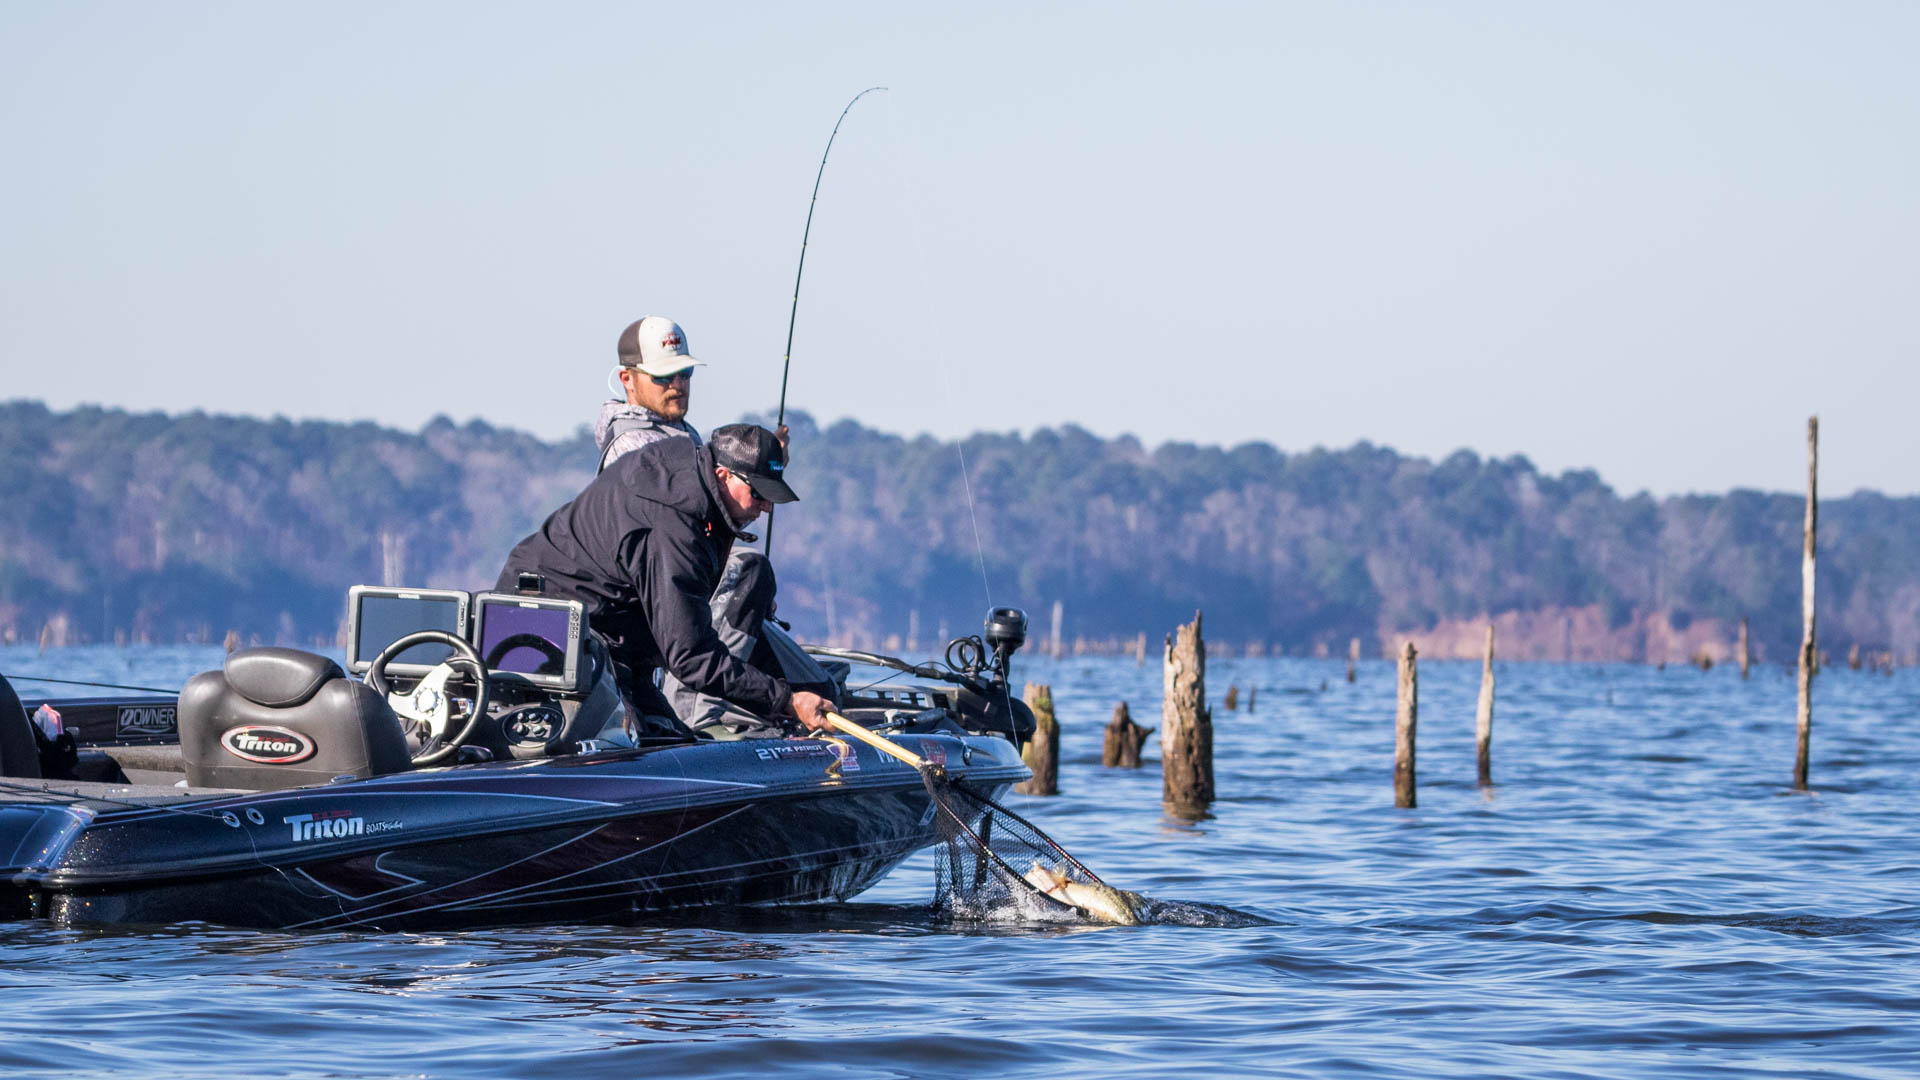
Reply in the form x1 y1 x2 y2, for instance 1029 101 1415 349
1162 612 1213 815
1475 625 1495 789
1015 682 1058 796
1848 643 1861 671
1246 684 1257 712
1795 416 1817 791
1738 617 1751 679
1103 701 1152 768
1394 641 1418 809
1347 637 1360 683
1134 631 1148 666
1223 685 1238 712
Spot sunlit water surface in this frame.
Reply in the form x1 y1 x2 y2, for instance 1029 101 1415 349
2 645 1917 1078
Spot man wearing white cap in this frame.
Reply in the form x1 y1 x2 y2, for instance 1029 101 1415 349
586 315 818 738
595 315 705 472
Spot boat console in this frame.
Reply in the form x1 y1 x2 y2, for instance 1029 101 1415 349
174 583 627 791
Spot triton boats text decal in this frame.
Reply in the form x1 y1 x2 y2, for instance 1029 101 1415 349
283 811 403 842
221 725 317 764
116 704 176 737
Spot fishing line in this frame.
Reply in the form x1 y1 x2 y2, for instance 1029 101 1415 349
3 674 180 695
765 85 887 562
879 102 1018 733
956 442 994 613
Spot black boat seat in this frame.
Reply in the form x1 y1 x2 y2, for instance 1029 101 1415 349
178 648 412 791
0 672 41 779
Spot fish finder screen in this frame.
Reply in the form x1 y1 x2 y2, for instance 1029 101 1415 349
352 593 462 669
478 602 573 677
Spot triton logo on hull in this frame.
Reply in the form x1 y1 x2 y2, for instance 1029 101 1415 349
284 810 363 842
221 725 317 764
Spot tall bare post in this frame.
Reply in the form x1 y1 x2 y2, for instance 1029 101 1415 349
1015 683 1058 796
1162 612 1213 815
1223 685 1239 711
1795 416 1817 791
1738 616 1750 680
1347 636 1360 683
1394 641 1418 808
1048 600 1064 659
1103 701 1151 768
1475 625 1495 789
1134 631 1147 666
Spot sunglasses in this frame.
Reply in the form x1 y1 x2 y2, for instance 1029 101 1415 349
648 370 694 388
722 468 771 504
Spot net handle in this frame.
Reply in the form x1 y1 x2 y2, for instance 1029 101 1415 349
826 712 926 767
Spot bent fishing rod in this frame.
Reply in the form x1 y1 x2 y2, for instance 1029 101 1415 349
765 85 886 562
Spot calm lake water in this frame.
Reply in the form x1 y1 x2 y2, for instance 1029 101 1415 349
2 644 1917 1079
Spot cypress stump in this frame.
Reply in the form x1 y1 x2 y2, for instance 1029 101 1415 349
1162 612 1213 815
1394 641 1418 809
1015 682 1058 796
1103 701 1152 768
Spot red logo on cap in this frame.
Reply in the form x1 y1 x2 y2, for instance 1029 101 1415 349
660 333 683 349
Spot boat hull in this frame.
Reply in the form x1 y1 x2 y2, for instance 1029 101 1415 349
6 733 1026 930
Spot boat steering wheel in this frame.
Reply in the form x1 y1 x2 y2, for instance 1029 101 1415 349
362 630 492 767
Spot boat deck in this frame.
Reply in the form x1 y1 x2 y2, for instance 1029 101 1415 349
0 775 248 808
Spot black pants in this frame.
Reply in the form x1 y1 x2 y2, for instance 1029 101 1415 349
605 654 699 741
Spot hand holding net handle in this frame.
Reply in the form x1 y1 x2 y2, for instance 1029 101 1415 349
826 712 925 768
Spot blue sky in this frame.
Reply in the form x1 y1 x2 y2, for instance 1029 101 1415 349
3 1 1915 496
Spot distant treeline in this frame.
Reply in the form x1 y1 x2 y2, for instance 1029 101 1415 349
3 399 1916 663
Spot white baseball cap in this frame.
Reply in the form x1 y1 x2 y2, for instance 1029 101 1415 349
616 315 707 377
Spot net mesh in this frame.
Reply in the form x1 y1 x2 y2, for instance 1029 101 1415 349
919 766 1148 925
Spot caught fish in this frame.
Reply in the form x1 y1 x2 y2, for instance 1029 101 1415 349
1022 862 1148 926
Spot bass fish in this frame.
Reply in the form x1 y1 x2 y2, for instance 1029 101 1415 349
1022 862 1149 926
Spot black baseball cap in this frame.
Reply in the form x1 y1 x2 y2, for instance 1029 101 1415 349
710 424 799 504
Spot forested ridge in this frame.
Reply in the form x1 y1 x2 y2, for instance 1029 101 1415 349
4 399 1916 663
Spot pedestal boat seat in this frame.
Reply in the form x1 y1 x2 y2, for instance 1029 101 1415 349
178 647 412 790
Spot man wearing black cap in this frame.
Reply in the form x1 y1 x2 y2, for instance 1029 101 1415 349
494 423 833 736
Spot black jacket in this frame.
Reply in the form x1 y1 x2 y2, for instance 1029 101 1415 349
495 438 791 718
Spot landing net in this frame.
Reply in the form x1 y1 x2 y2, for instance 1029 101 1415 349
918 767 1127 923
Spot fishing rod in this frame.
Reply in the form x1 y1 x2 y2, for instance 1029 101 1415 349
766 85 886 561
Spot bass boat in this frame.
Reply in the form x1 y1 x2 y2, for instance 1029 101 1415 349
0 586 1035 931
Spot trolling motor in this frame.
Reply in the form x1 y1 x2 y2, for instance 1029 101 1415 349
927 607 1036 747
983 607 1028 685
945 607 1028 686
